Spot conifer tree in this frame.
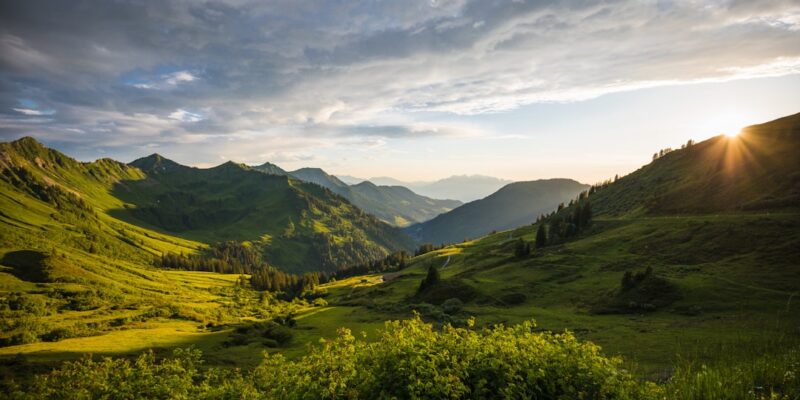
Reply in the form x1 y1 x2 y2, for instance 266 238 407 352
535 224 547 248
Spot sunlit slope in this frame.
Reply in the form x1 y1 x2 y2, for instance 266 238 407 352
0 138 253 350
125 155 415 272
591 112 800 215
0 136 414 274
310 114 800 374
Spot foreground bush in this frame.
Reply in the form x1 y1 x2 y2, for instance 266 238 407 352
246 317 658 399
14 316 798 399
13 316 657 399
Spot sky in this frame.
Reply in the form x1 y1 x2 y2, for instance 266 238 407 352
1 0 799 184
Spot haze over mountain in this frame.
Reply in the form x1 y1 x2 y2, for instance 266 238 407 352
364 175 513 203
336 175 367 185
253 164 462 227
407 179 589 244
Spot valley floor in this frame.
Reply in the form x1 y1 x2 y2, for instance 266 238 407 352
3 212 798 385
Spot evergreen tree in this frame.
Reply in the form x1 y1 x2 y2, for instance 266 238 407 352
418 265 440 293
535 224 547 248
514 238 530 258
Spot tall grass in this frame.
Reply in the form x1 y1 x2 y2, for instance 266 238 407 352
665 334 800 399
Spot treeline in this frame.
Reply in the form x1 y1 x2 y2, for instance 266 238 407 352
156 241 263 274
652 139 695 161
249 268 328 297
334 251 410 279
157 243 412 299
414 243 447 256
522 201 593 254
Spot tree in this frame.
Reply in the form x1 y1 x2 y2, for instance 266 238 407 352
535 224 547 248
418 265 440 293
621 271 634 291
579 202 592 228
514 239 530 258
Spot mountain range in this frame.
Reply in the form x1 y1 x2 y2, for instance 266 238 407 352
252 164 462 227
0 138 413 273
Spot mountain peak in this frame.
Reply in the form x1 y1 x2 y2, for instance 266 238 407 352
9 136 47 156
129 153 184 174
213 160 250 171
253 162 288 176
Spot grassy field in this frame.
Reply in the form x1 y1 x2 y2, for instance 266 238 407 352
283 211 800 378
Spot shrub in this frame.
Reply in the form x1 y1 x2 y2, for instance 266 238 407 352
247 316 661 399
500 292 527 305
312 298 328 307
441 298 463 314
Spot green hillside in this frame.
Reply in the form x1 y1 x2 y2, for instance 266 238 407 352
2 114 799 398
590 112 800 215
123 154 413 272
254 164 462 226
407 179 589 244
272 114 799 393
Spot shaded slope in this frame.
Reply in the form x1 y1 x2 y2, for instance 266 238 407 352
407 179 589 244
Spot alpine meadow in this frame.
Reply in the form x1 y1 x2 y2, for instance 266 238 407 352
1 1 800 399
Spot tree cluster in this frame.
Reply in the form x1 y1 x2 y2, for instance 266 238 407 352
532 202 593 250
414 243 446 256
334 251 409 279
250 268 329 298
156 241 264 275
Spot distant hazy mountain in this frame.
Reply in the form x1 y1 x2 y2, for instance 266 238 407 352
337 175 366 185
368 175 513 203
249 165 461 226
406 179 589 244
368 176 420 187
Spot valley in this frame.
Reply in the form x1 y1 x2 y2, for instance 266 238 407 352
1 113 799 398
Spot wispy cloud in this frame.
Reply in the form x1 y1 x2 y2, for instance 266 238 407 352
168 108 204 122
12 108 54 116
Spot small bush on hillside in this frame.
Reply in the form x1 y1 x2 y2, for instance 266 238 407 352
591 267 679 314
500 292 527 305
414 278 478 305
441 297 463 314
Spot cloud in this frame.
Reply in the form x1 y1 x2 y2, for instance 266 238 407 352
130 70 199 90
168 108 205 122
0 0 798 165
12 108 53 116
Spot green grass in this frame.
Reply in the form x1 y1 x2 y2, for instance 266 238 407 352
297 211 800 379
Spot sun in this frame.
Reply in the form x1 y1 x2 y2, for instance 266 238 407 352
724 130 740 138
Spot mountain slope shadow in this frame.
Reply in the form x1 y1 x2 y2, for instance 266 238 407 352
1 250 49 283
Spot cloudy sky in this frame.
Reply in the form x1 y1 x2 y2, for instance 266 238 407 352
1 0 799 183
